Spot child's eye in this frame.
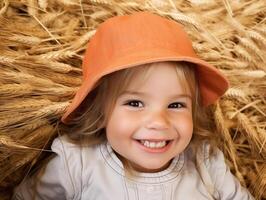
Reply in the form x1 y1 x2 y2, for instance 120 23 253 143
124 100 144 108
168 102 186 109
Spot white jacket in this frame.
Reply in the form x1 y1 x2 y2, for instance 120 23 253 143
13 136 254 200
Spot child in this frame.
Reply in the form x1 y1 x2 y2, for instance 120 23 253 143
13 11 254 200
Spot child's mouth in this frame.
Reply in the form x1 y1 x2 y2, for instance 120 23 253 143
137 140 170 149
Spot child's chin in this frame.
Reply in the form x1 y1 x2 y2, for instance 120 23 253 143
132 161 171 173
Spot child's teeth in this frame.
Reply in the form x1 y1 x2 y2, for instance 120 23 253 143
140 140 167 148
156 142 164 148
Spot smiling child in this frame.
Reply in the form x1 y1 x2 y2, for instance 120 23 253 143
13 11 254 200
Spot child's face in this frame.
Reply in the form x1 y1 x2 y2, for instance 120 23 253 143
105 62 193 173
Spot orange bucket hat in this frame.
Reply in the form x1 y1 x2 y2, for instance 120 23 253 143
61 11 229 123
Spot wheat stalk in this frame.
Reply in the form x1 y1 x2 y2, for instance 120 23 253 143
155 9 201 29
247 30 266 47
89 10 112 20
213 102 244 183
1 102 69 129
89 0 112 5
40 12 63 26
22 124 56 147
240 70 266 78
0 114 32 129
37 102 69 115
45 73 82 85
20 119 51 131
38 0 48 10
42 61 82 73
70 30 96 50
224 87 247 99
3 71 55 86
0 84 33 95
57 0 79 6
257 127 266 154
0 135 41 150
234 45 255 64
226 15 247 34
237 113 264 155
250 165 266 199
39 50 77 61
39 86 78 96
0 99 51 110
237 36 265 62
0 55 15 64
27 0 38 16
255 26 266 36
0 0 9 15
8 35 42 45
31 14 62 45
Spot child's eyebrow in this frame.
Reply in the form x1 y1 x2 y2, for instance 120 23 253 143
119 91 192 99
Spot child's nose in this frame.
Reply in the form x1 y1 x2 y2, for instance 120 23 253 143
145 110 170 130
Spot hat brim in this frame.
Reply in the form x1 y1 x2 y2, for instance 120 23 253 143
62 48 229 123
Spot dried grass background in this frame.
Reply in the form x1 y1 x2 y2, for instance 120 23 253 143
0 0 265 199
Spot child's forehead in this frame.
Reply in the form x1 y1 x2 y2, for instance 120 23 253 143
123 61 175 79
124 62 185 83
119 62 191 93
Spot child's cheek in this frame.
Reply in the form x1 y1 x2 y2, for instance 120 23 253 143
117 111 142 130
106 108 141 139
169 112 193 137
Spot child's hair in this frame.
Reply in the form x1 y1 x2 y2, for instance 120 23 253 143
59 61 215 153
